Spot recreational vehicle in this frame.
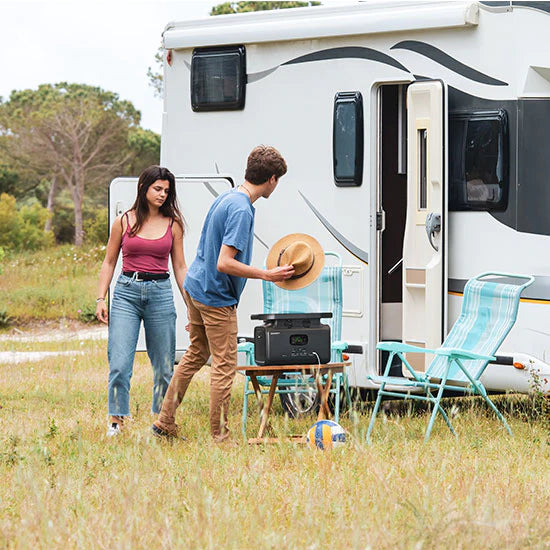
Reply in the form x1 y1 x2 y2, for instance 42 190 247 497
109 0 550 409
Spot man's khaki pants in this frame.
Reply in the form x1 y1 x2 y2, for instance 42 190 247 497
156 290 237 440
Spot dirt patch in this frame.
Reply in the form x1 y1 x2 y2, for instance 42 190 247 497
0 320 107 342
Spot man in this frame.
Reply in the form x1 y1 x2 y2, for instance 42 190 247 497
153 145 294 441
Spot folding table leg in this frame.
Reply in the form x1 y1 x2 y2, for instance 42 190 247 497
316 370 333 420
257 374 279 438
249 374 264 414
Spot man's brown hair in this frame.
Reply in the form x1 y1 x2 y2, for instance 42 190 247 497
245 145 287 185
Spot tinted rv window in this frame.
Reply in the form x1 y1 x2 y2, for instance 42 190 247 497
333 92 363 187
449 110 508 211
191 46 246 111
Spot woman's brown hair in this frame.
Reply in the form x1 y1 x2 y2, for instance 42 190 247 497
126 165 184 236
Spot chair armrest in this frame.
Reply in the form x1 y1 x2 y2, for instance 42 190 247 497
331 341 348 351
237 341 255 368
377 341 436 354
237 341 254 353
435 347 496 362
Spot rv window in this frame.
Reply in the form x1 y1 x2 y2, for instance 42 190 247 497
191 46 246 112
418 129 427 209
333 92 363 187
449 110 508 211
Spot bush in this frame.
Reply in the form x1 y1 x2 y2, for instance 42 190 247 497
84 208 108 245
0 193 54 251
0 194 20 248
78 302 98 323
19 203 55 250
0 308 13 328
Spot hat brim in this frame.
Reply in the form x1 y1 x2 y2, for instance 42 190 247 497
266 233 325 290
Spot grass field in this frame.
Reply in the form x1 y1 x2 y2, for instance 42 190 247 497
0 245 102 324
1 333 550 549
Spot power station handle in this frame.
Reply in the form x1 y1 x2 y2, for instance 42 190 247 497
425 212 441 252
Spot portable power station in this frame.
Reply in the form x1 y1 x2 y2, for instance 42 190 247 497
251 312 332 366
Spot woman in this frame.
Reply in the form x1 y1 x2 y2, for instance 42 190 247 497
96 165 186 437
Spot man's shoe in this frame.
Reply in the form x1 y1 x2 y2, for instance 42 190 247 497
151 423 186 440
106 423 121 437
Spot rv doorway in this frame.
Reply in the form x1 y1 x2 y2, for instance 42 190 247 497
378 84 408 375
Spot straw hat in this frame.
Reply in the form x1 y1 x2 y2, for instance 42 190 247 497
266 233 325 290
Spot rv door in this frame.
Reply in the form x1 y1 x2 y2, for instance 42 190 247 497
109 175 234 356
402 80 447 373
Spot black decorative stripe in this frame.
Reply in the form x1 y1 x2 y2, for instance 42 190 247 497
391 40 508 86
512 1 550 14
299 191 369 264
282 47 409 73
247 47 409 83
482 1 550 14
247 67 278 83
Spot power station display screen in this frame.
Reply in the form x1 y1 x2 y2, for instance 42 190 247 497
290 334 308 346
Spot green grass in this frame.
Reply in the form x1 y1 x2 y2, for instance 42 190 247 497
0 245 103 323
1 338 550 548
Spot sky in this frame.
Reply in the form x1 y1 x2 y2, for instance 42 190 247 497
0 1 213 133
1 0 358 134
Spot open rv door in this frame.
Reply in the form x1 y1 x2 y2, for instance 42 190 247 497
109 175 234 356
402 80 448 373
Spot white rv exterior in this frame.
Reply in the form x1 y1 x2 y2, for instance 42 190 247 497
110 1 550 394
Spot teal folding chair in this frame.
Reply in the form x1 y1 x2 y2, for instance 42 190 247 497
239 252 352 437
366 272 534 442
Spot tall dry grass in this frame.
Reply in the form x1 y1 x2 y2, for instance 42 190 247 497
1 337 550 549
0 245 103 323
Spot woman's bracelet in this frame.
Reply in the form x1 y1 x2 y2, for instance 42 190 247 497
96 298 105 303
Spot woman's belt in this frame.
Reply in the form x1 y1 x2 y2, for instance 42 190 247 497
122 271 170 281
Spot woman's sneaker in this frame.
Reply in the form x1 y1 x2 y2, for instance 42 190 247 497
106 423 122 437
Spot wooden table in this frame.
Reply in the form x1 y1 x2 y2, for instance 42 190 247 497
237 362 351 444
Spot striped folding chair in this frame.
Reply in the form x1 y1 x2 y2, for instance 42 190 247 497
239 252 351 437
366 272 534 442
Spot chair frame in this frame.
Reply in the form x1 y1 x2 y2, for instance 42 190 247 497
366 272 534 442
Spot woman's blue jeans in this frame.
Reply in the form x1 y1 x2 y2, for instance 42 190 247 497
108 274 176 416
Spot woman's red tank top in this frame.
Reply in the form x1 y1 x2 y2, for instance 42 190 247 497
121 213 173 273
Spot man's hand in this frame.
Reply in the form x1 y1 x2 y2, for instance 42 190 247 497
263 264 295 282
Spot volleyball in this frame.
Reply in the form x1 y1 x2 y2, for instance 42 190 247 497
306 420 346 450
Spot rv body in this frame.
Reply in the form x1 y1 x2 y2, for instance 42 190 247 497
110 1 550 393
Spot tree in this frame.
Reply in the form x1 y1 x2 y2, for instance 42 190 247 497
147 48 164 99
125 128 161 176
147 1 320 96
210 1 320 15
0 83 141 246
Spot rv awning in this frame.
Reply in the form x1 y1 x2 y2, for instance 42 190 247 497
163 1 479 50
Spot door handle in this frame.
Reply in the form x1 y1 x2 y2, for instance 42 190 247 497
425 213 441 251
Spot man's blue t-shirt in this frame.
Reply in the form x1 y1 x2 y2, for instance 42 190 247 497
184 189 255 307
